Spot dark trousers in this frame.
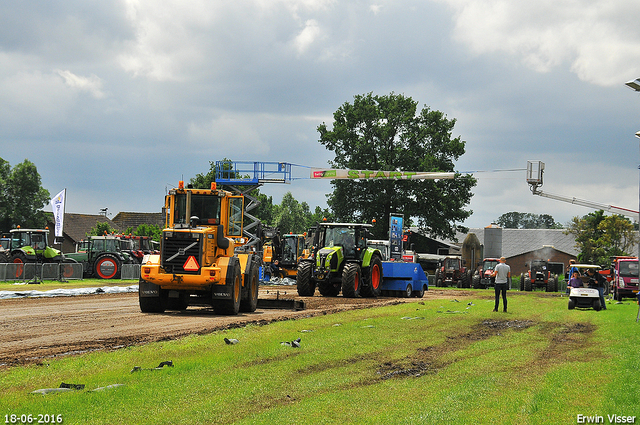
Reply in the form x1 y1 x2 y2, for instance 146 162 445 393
495 283 507 311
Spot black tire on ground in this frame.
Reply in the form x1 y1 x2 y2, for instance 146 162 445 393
341 263 361 298
614 288 622 302
462 271 471 288
568 299 575 310
593 299 602 311
93 254 121 279
519 274 525 291
472 274 481 289
318 281 340 297
545 278 553 292
361 255 383 298
296 261 316 296
412 285 425 298
215 261 242 315
436 278 443 287
524 277 532 292
240 264 259 312
139 279 166 313
402 284 412 298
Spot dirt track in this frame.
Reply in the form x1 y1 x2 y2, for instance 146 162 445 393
0 286 472 368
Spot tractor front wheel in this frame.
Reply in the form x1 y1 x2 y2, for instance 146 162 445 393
361 255 383 297
341 263 361 298
296 261 316 296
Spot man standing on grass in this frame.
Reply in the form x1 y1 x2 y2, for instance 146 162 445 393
492 257 511 312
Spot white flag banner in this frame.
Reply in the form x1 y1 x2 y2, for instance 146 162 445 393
50 189 66 239
310 169 456 180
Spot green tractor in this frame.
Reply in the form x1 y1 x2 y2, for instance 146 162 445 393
64 235 133 279
8 228 65 264
296 222 384 298
7 228 73 279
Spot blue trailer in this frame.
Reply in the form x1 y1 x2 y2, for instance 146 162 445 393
380 261 429 298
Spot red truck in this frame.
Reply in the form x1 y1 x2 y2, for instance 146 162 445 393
605 256 639 301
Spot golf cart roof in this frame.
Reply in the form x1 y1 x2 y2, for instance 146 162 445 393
572 264 601 269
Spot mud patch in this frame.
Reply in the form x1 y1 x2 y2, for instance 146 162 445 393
378 319 535 380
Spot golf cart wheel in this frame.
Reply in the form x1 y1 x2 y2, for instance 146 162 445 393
296 261 316 296
593 299 602 311
402 284 412 298
341 262 361 298
568 299 575 310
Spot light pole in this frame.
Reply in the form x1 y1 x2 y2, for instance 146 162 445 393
624 79 640 299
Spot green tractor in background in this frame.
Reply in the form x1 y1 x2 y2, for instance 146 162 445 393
6 227 73 279
64 235 133 279
8 228 65 264
296 222 384 298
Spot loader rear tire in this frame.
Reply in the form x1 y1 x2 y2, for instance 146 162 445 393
216 262 241 315
240 265 259 313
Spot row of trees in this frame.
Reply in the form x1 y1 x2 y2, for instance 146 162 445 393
3 92 638 264
0 158 50 233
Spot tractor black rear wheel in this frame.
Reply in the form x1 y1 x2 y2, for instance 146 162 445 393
93 254 121 279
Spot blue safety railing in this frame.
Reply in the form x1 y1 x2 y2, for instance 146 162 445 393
214 161 292 184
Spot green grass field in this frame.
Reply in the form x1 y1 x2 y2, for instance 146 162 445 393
1 290 639 424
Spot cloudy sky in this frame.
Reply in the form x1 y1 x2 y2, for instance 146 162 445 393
3 0 640 235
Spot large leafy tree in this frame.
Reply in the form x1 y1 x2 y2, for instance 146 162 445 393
565 210 638 265
496 212 562 229
318 92 476 240
0 158 50 233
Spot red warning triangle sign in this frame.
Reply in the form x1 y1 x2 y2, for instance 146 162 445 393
183 256 200 271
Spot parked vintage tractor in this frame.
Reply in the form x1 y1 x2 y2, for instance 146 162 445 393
434 256 470 288
296 222 384 298
472 257 500 289
520 259 558 292
64 235 133 279
138 181 260 315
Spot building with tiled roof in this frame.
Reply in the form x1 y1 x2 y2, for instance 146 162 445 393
44 213 122 253
112 212 164 232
